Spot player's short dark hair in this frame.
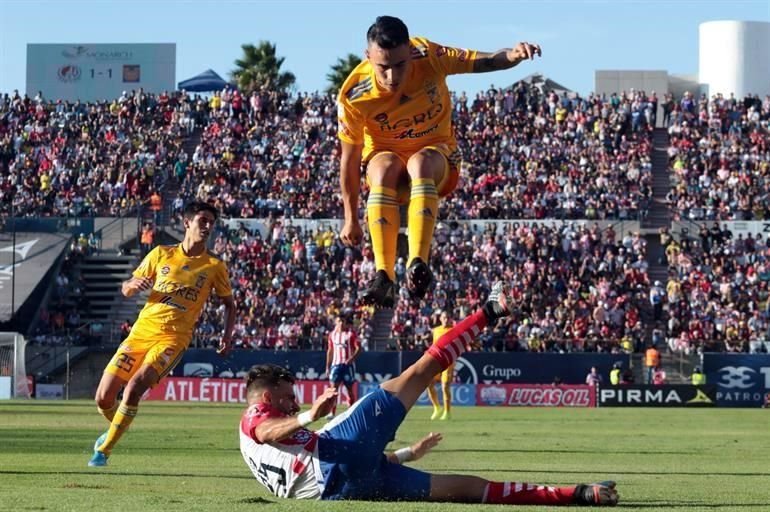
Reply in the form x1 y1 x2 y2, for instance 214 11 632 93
245 364 295 394
367 16 409 49
182 201 219 220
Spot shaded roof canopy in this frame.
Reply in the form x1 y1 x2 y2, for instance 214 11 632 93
177 69 228 92
507 73 574 96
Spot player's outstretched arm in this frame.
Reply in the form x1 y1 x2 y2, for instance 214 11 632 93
121 276 153 297
472 42 542 73
339 140 364 247
386 432 443 464
253 387 338 443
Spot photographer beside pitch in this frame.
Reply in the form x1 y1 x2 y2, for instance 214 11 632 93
238 283 619 505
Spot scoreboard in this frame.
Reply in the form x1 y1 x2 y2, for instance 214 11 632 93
26 43 176 102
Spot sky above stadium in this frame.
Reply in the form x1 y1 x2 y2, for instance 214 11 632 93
1 0 768 97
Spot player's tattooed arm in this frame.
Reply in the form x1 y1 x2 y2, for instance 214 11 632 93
473 42 542 73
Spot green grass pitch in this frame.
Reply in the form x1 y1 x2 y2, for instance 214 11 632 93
1 401 768 511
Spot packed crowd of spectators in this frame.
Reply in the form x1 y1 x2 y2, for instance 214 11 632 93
666 92 770 221
660 225 770 354
176 82 654 222
12 83 770 354
0 89 192 217
2 83 656 223
191 221 375 351
187 219 651 353
391 221 650 352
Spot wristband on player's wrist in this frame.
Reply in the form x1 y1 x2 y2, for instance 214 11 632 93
394 447 414 463
297 411 315 427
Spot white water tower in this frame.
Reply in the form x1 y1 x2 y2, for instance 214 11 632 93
699 20 770 98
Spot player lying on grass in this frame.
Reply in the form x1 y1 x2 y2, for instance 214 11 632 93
238 283 619 505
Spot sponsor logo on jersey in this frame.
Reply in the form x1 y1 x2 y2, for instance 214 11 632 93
159 295 188 311
375 103 444 132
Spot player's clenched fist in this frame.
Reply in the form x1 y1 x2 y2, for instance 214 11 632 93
508 42 542 63
340 220 363 246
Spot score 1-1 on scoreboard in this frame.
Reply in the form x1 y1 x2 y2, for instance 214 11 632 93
26 43 176 102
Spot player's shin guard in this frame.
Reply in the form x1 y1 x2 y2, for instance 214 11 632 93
97 403 119 422
407 178 438 264
97 402 138 455
426 310 487 370
483 482 576 505
367 186 400 281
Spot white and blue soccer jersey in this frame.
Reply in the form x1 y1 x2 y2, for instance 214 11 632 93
240 390 432 501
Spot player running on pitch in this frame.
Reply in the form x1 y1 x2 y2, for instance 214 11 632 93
88 202 235 467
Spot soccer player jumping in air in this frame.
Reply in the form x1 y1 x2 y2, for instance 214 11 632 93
238 282 619 505
338 15 542 306
88 202 235 467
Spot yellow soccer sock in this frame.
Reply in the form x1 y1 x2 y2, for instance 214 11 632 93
97 403 119 423
442 383 452 414
97 402 138 455
407 178 439 264
367 186 400 281
427 384 441 410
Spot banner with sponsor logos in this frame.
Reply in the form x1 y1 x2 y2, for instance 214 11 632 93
704 353 770 407
145 377 354 405
477 384 595 407
359 382 477 407
177 350 402 383
597 385 717 407
178 350 627 386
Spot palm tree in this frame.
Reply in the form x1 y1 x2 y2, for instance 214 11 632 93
231 41 295 93
326 54 362 95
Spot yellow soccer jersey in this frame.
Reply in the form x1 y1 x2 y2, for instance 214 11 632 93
131 245 232 337
337 36 477 153
432 325 453 345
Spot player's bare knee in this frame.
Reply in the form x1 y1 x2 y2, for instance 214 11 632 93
367 153 404 187
122 379 145 404
123 370 155 404
407 150 444 181
94 395 114 410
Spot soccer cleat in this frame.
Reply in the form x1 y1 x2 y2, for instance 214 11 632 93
325 413 334 420
93 431 108 452
406 258 434 300
88 450 109 467
430 408 441 420
482 281 512 322
439 410 451 421
361 270 397 308
574 481 619 506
